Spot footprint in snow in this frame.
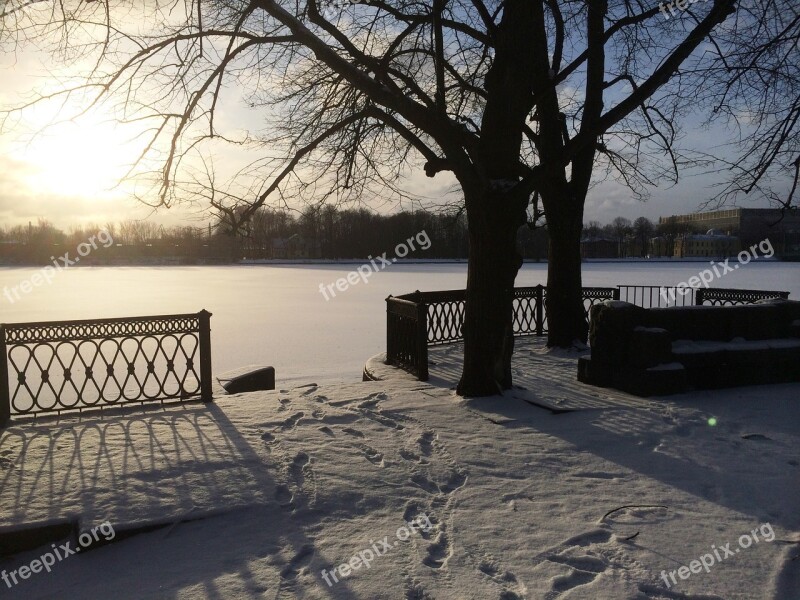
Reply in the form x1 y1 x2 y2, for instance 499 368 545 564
289 452 310 488
422 532 451 569
358 444 385 466
399 448 427 464
439 470 467 494
741 433 772 441
541 533 611 599
572 471 623 480
280 544 315 579
417 432 435 457
275 484 293 508
342 427 365 438
411 474 440 494
281 412 305 431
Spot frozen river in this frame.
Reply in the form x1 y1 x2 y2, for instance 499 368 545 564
1 261 798 385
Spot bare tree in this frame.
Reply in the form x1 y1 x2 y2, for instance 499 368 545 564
696 0 799 211
608 216 631 256
633 216 654 258
5 0 780 396
583 221 603 239
118 220 160 246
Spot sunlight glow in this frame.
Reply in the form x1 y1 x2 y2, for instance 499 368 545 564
14 118 139 200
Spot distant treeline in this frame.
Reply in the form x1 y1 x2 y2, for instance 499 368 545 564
0 209 555 263
228 207 473 259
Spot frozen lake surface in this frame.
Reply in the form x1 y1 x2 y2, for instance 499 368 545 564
1 261 798 385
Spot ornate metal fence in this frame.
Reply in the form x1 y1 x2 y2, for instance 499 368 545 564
386 285 618 380
618 285 696 308
386 296 429 381
617 285 788 308
0 311 213 425
696 287 790 305
386 284 791 380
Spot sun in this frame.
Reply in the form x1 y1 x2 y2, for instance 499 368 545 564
14 117 140 200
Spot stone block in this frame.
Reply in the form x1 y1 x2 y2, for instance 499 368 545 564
217 366 276 394
630 327 672 368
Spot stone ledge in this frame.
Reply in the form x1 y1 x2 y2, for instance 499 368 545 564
363 352 420 382
216 365 276 394
0 518 78 557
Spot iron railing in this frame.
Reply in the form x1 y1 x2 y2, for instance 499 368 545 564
385 296 429 381
0 310 213 425
696 287 790 305
386 285 618 380
618 285 696 308
386 285 790 380
617 285 790 308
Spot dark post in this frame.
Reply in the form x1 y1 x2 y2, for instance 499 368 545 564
0 325 9 427
385 295 395 365
416 301 429 381
198 310 213 402
613 287 621 300
695 289 705 305
535 285 544 336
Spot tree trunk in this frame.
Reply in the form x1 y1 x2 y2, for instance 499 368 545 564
457 189 525 396
545 197 588 347
455 0 534 396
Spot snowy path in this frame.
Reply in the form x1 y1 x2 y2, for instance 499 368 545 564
428 338 652 412
1 364 798 598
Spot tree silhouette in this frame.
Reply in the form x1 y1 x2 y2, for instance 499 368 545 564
633 217 654 258
3 0 794 395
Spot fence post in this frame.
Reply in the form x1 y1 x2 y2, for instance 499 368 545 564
695 289 704 305
416 301 429 381
0 325 9 427
198 310 213 402
535 285 544 336
385 296 395 365
613 287 621 300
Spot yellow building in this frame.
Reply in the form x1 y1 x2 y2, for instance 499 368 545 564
674 229 740 258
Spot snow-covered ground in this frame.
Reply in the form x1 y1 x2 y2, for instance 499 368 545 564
1 340 798 599
1 262 798 386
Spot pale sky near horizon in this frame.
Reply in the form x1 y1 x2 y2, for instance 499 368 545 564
0 14 784 231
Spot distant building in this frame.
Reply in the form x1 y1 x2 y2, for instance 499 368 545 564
674 229 740 258
659 208 800 260
580 237 619 259
649 236 670 258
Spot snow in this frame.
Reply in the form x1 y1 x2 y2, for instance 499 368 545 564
2 339 798 599
1 262 798 386
604 300 634 309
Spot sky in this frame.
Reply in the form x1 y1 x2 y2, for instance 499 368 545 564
0 7 783 231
